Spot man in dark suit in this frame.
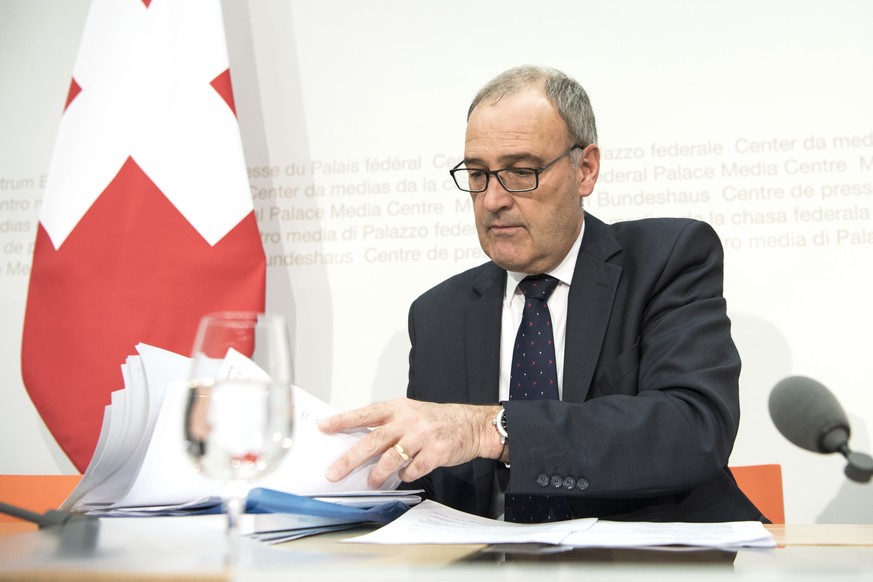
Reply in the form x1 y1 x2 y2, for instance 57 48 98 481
320 65 766 523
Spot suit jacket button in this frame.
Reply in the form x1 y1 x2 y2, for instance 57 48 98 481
562 477 576 489
536 473 550 487
575 478 590 491
550 475 563 488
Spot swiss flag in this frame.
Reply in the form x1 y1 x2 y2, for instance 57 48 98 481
21 0 266 472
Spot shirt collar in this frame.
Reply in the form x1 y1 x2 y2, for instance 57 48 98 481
504 219 586 302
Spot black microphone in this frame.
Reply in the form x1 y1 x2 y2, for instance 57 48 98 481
769 375 873 483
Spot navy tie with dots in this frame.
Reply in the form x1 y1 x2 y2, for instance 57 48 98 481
504 275 571 522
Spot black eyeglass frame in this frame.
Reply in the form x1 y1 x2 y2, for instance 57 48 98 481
449 144 585 194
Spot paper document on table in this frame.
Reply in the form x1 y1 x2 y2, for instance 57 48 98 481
344 499 592 545
563 519 776 548
345 500 775 549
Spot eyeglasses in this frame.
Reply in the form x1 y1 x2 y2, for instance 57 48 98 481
449 144 583 193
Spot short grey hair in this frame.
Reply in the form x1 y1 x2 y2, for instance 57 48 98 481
467 65 598 149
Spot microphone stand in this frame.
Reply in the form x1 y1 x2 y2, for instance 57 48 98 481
0 502 97 528
0 501 100 554
838 445 873 483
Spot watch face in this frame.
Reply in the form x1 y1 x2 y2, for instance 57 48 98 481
494 407 508 440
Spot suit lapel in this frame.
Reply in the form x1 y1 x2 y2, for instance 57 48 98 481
562 214 623 403
462 264 504 516
464 264 504 405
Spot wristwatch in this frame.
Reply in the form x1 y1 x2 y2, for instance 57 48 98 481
492 405 508 444
492 405 510 465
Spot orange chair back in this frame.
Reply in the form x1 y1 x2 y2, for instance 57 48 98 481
730 464 785 524
0 475 82 522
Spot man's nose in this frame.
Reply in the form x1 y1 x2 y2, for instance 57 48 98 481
481 175 514 212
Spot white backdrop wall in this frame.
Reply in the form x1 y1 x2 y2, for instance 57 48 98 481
1 0 871 524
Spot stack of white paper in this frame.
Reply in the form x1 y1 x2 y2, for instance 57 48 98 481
62 343 411 515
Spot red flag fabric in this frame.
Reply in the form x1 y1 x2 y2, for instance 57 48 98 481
21 0 266 472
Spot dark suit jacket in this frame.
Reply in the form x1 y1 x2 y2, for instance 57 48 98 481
405 213 767 523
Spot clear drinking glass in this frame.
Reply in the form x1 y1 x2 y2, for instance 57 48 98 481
183 311 293 559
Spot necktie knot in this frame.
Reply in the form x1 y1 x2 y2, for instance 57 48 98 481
518 275 559 302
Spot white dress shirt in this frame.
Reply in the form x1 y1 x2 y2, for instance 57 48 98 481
498 222 585 402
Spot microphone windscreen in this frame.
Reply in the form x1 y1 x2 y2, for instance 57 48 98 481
769 375 850 453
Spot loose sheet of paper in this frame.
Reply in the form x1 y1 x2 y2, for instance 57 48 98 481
344 500 593 545
563 519 776 548
344 500 775 549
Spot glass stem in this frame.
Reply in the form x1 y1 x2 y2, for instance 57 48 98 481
224 480 248 566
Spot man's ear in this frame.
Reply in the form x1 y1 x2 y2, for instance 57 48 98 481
577 143 600 200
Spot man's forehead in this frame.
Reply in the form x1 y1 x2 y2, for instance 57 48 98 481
467 91 564 141
464 111 567 165
469 88 554 123
462 143 544 166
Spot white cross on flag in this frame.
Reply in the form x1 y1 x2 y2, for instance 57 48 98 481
21 0 266 472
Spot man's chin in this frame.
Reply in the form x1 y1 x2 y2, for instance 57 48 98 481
487 250 529 273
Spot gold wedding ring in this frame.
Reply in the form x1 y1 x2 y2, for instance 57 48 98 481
393 443 410 462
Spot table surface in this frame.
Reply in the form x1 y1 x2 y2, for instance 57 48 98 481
1 520 872 581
